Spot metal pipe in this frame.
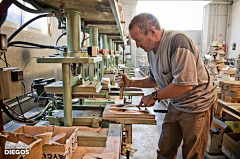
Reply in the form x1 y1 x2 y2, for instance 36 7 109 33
89 26 98 46
114 42 117 52
66 9 81 52
108 38 113 50
62 63 72 127
103 34 107 49
89 63 94 81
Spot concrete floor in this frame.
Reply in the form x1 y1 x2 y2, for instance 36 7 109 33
128 69 183 159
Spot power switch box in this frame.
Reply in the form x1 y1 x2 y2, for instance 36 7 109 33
0 67 21 100
88 46 99 57
11 70 23 82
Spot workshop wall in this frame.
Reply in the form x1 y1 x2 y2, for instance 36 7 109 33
0 17 66 93
121 0 137 67
227 0 240 58
202 3 228 58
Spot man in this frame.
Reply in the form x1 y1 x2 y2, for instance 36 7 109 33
117 13 217 159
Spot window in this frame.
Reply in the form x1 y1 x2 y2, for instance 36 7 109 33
4 0 49 35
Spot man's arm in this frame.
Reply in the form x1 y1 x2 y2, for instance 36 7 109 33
138 83 193 107
156 83 193 100
117 74 158 88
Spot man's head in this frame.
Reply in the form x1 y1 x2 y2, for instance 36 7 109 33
129 13 161 52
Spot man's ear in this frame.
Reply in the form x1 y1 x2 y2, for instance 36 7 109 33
150 27 156 35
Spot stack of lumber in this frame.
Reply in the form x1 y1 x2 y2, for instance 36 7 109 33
218 81 240 103
205 42 226 81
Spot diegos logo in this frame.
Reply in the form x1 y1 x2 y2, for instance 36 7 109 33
4 141 30 155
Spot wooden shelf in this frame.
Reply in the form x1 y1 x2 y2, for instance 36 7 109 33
36 0 124 42
218 99 240 117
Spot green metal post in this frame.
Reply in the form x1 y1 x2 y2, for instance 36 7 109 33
97 62 99 81
108 39 113 68
108 38 112 50
103 34 107 49
66 9 81 53
89 26 98 46
63 9 81 127
101 60 104 80
89 63 94 81
62 63 72 127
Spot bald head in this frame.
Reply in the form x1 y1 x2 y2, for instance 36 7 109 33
129 13 161 36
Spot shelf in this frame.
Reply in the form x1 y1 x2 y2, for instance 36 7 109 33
36 0 124 43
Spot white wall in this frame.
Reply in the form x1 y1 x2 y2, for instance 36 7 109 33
202 3 228 58
121 0 137 67
227 0 240 58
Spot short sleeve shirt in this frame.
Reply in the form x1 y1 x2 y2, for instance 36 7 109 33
147 30 216 113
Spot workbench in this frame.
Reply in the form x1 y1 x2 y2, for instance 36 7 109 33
217 99 240 117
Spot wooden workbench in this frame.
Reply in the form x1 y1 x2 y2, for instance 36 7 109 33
217 99 240 117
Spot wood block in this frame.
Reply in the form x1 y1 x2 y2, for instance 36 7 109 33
51 133 66 144
45 81 102 94
35 132 53 145
77 128 108 147
103 104 155 119
221 70 236 75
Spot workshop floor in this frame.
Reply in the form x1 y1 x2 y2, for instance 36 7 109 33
126 69 183 159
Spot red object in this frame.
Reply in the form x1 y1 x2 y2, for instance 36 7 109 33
222 44 226 53
232 42 236 50
109 50 111 54
99 49 103 54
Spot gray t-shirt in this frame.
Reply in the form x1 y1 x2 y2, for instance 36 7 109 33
148 30 216 113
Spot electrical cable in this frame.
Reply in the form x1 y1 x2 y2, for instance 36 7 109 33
13 1 44 14
20 81 26 102
81 37 89 46
0 56 11 67
36 91 46 111
55 31 66 54
8 41 61 49
0 100 37 123
3 52 9 67
22 57 40 71
7 13 52 43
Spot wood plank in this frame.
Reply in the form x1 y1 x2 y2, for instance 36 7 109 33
103 104 155 119
45 81 102 94
37 56 103 64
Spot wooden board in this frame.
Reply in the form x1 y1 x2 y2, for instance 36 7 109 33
103 104 155 119
45 81 102 94
72 124 122 159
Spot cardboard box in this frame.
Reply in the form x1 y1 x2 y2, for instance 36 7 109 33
0 131 42 159
15 125 78 159
206 133 223 154
204 152 226 159
211 117 228 135
222 133 240 158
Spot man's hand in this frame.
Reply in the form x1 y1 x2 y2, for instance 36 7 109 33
138 94 156 107
117 74 131 87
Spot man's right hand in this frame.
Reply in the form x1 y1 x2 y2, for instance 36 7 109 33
117 74 131 87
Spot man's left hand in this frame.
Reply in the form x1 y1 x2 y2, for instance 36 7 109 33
137 94 156 107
